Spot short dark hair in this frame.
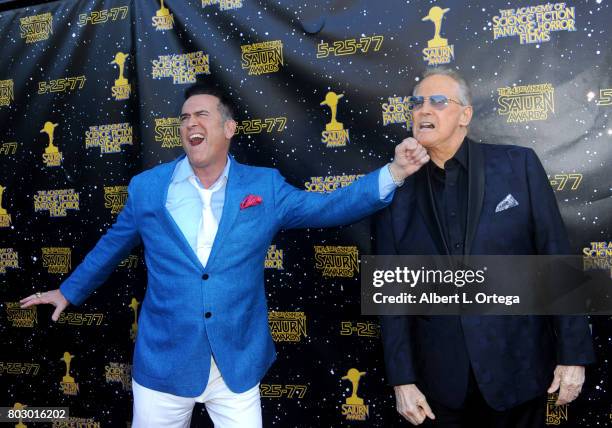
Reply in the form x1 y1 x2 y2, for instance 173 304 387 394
183 83 236 121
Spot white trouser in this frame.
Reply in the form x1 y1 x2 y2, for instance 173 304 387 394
132 357 262 428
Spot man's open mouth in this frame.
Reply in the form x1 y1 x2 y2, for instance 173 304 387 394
189 133 206 146
419 122 435 130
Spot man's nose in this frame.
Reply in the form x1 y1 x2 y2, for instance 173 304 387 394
419 99 435 114
415 103 433 116
186 115 198 127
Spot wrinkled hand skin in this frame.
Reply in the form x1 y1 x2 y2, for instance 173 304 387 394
20 289 69 321
394 383 436 426
547 365 585 405
389 137 430 182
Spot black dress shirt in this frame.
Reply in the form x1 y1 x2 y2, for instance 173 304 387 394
427 140 469 256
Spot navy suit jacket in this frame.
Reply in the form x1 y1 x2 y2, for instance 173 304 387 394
376 140 595 411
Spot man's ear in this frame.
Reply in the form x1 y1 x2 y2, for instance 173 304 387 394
460 105 473 127
224 119 237 139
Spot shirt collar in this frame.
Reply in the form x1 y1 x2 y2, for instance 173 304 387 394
453 139 468 170
172 155 232 188
429 138 468 174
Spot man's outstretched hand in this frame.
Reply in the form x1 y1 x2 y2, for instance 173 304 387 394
20 289 69 321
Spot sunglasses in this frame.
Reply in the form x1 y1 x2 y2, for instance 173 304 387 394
408 95 464 110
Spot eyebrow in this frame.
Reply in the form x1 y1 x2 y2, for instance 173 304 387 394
179 109 210 119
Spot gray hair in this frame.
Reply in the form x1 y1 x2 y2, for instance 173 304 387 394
414 67 472 106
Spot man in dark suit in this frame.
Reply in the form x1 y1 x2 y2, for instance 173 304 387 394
376 68 595 427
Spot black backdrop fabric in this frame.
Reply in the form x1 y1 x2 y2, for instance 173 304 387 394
1 0 611 426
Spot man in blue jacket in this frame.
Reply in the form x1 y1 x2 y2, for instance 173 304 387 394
377 68 595 427
21 83 429 427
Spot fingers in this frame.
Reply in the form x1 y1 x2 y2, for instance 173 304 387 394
399 137 419 151
19 289 69 322
390 138 429 181
413 150 430 165
52 304 65 322
547 373 560 394
556 372 584 404
408 398 434 425
400 402 430 425
404 139 428 162
406 414 422 426
556 382 582 405
394 384 434 426
420 399 436 420
398 138 425 156
20 293 45 308
399 405 425 425
552 365 585 405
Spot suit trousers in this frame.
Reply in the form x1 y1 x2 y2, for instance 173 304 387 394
422 368 547 428
132 357 262 428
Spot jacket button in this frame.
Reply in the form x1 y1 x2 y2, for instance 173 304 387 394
202 274 209 280
205 312 212 318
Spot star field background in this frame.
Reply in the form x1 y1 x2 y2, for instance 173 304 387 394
0 0 610 426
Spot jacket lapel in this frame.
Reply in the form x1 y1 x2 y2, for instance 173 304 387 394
465 139 485 255
154 156 205 271
203 159 247 269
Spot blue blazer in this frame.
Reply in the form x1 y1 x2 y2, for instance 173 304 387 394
60 155 389 396
376 140 595 411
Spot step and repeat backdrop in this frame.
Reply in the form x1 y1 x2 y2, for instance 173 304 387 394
0 0 610 426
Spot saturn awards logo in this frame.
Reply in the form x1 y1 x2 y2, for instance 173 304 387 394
0 80 14 107
20 12 53 43
104 186 128 214
40 121 62 167
5 302 36 328
0 184 11 228
314 245 359 278
320 91 350 147
155 117 181 148
59 352 79 395
152 0 174 31
111 52 131 101
268 311 306 342
422 6 455 66
341 368 369 421
497 83 554 123
241 40 284 75
42 247 71 274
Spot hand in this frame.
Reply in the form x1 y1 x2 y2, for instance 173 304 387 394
547 365 585 405
394 384 435 425
20 289 69 322
389 137 430 182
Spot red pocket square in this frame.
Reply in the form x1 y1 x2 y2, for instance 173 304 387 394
240 195 263 210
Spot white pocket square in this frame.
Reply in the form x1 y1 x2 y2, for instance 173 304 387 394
495 194 519 213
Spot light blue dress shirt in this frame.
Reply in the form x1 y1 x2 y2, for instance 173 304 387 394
165 156 397 254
